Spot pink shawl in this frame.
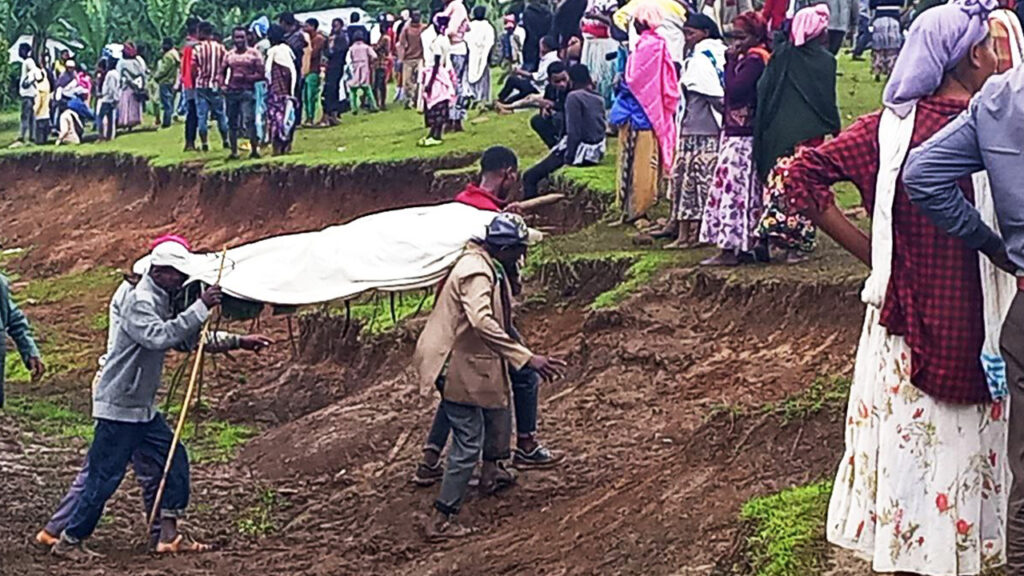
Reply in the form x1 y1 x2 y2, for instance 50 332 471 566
625 29 680 172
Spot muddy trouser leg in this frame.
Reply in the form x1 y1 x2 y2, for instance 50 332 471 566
434 401 483 516
482 407 512 462
424 401 452 453
1003 292 1024 574
44 455 93 536
139 413 190 522
131 446 166 543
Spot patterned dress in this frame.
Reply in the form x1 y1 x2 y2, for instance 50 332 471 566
673 135 720 221
756 152 817 253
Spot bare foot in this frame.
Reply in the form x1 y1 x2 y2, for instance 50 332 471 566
156 533 213 554
700 252 741 267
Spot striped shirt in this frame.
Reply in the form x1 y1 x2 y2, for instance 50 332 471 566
192 40 228 89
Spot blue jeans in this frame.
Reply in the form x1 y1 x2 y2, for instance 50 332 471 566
97 102 116 140
158 84 176 128
195 87 228 145
46 450 162 542
63 414 190 541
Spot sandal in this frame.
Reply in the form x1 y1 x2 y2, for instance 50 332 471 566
424 514 478 542
156 533 213 554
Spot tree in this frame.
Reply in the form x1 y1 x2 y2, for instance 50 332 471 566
144 0 199 43
10 0 75 58
64 0 112 66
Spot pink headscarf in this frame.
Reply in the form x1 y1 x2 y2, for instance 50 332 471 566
790 4 831 47
625 29 680 172
633 2 667 29
150 234 192 251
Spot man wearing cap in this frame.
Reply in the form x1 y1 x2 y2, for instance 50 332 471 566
52 241 272 559
415 213 566 540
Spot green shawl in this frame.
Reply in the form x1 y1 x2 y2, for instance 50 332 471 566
753 33 841 181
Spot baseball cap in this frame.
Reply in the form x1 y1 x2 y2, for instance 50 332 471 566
485 213 540 247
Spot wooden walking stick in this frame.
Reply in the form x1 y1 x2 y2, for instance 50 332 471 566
147 247 228 534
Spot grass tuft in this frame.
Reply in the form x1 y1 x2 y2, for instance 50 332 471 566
16 267 121 306
741 480 833 576
4 395 94 441
591 252 674 310
237 488 283 538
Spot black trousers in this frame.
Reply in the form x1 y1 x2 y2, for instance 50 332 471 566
523 151 566 199
530 112 563 149
498 75 539 105
827 30 845 55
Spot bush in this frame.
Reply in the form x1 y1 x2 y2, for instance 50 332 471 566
0 35 12 110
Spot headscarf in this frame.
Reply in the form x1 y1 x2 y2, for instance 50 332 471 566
753 25 840 180
684 13 722 40
883 0 997 117
626 29 681 172
250 16 271 39
733 11 769 47
790 4 830 46
123 42 138 59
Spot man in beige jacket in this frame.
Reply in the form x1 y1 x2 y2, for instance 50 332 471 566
415 213 565 540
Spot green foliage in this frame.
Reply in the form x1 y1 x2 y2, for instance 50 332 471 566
144 0 199 44
237 487 282 538
760 375 851 425
741 481 832 576
64 0 113 67
10 0 76 55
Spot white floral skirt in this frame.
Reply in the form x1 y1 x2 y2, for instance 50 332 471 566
828 305 1008 575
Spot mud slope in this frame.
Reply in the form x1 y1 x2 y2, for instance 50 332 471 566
225 271 863 575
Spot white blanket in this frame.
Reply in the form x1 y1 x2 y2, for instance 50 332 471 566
136 203 505 306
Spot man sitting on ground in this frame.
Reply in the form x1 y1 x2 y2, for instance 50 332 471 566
528 62 570 148
523 64 607 199
415 212 566 540
496 34 561 109
51 241 272 559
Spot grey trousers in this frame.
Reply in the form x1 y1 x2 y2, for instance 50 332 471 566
434 400 511 516
1002 291 1024 573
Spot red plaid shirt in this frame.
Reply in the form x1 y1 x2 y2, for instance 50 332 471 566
785 96 988 404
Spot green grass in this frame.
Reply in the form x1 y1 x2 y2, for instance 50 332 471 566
761 375 851 425
237 487 283 538
4 394 94 441
590 251 674 310
15 267 121 306
0 56 883 202
741 480 833 576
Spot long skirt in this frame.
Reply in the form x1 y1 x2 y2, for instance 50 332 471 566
872 16 902 77
827 306 1008 574
581 37 619 109
116 89 143 128
672 134 720 222
756 154 817 253
267 92 297 148
699 135 762 252
450 54 469 123
468 72 491 104
616 124 661 222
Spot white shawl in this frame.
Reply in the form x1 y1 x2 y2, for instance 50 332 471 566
265 44 297 95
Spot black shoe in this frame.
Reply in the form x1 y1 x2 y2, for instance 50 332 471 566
411 461 444 487
184 144 196 152
201 143 209 152
51 536 104 561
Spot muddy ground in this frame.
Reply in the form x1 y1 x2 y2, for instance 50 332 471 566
0 158 865 575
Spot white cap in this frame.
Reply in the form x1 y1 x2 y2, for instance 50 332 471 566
150 240 203 276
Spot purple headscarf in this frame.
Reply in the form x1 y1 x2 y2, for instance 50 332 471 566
883 0 997 117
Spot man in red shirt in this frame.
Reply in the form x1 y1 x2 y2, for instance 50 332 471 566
192 21 230 151
452 146 520 211
180 17 200 151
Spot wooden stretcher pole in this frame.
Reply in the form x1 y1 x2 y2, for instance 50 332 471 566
146 247 228 534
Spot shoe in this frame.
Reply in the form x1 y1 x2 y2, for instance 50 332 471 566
513 445 565 470
424 513 477 542
201 143 209 152
183 144 196 152
51 536 104 560
411 461 444 487
250 150 261 160
479 461 518 495
34 529 58 548
417 137 443 148
228 153 240 160
221 140 230 150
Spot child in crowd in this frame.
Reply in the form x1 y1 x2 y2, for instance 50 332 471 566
347 30 379 113
419 16 457 147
